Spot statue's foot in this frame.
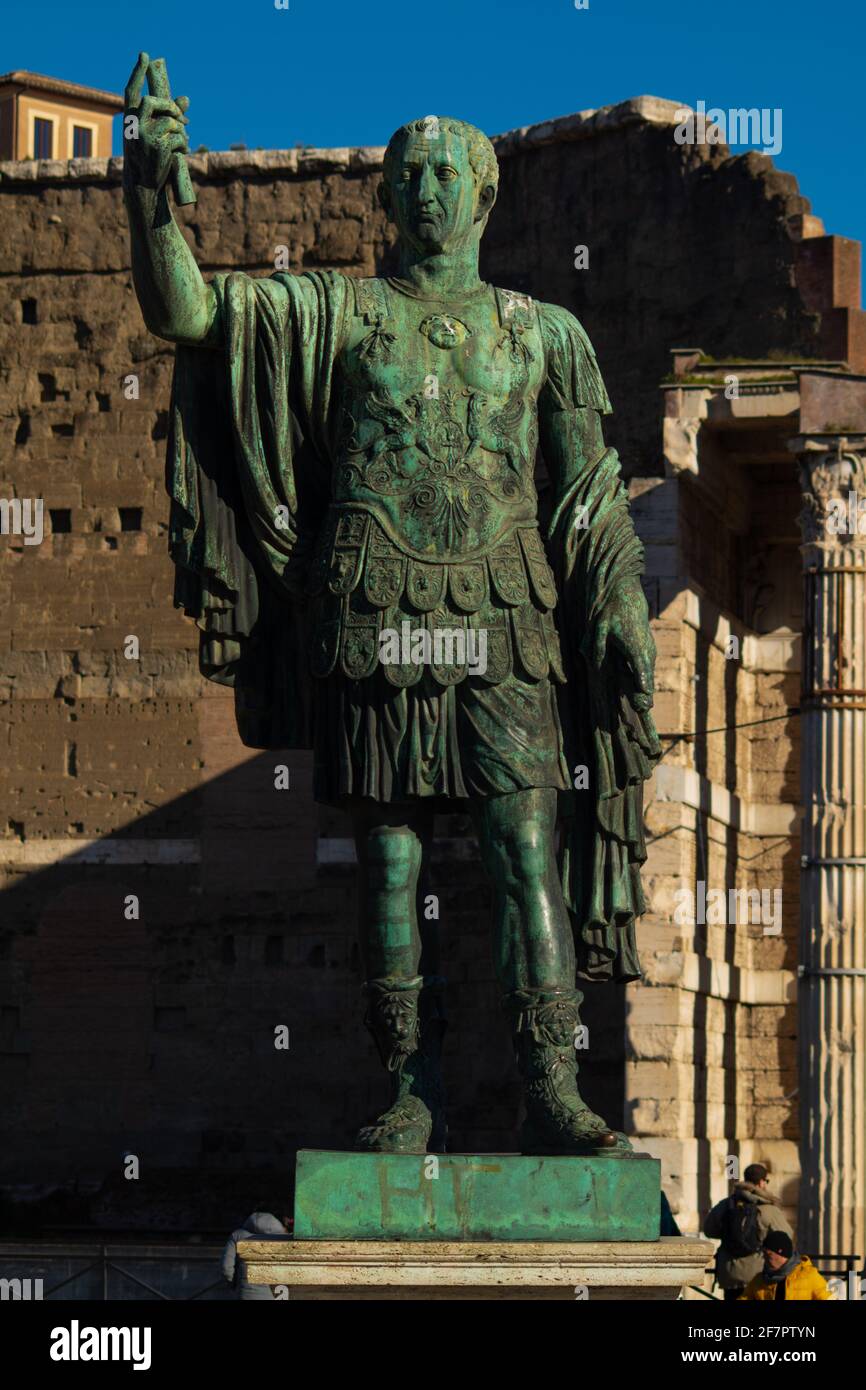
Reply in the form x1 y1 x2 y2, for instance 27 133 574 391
576 1124 633 1153
591 1130 634 1156
355 1096 432 1154
504 986 631 1157
520 1107 630 1157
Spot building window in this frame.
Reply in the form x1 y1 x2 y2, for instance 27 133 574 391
72 126 92 157
34 117 53 159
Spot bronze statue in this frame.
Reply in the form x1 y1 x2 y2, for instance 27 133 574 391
123 55 660 1157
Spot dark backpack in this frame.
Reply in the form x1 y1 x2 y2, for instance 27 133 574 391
722 1195 762 1256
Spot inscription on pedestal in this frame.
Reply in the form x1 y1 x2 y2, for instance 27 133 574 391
294 1149 661 1242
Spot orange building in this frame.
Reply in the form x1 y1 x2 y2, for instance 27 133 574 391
0 70 123 161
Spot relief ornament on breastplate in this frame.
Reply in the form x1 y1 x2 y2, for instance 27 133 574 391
340 384 532 552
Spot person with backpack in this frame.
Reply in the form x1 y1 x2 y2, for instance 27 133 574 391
703 1163 794 1299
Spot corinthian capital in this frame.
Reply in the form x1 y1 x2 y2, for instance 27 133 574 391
795 435 866 548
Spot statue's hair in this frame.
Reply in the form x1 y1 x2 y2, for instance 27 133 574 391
382 117 499 195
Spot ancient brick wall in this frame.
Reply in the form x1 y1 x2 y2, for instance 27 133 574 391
0 98 855 1230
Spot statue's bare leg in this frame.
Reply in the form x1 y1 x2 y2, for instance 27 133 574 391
472 786 626 1154
351 801 446 1153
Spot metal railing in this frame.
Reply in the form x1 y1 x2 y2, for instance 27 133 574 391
0 1243 229 1301
690 1253 865 1301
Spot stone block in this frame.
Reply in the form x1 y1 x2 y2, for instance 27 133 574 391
293 1149 661 1242
240 1234 712 1300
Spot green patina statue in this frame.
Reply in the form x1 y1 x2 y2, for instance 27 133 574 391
123 55 660 1158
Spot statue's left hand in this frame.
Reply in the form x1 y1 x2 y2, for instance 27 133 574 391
586 581 655 712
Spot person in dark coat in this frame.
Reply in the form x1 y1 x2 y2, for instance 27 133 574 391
660 1189 681 1236
703 1164 794 1300
221 1211 288 1300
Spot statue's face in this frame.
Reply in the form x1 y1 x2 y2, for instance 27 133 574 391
384 126 490 253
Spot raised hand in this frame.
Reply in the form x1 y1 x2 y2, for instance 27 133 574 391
122 51 190 194
122 52 214 343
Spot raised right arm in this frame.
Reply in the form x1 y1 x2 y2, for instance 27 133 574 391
122 53 219 346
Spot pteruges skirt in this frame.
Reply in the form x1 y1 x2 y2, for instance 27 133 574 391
312 664 571 809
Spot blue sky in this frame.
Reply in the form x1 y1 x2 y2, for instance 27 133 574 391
5 0 863 266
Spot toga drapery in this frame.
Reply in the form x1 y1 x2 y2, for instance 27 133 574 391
166 269 660 981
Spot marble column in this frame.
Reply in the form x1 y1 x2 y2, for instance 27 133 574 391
795 435 866 1258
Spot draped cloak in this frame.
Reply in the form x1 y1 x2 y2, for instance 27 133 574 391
166 269 660 982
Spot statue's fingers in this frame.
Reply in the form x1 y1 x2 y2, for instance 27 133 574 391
142 96 189 122
124 52 149 109
633 642 654 695
175 95 190 114
620 636 655 708
150 116 187 138
147 113 180 128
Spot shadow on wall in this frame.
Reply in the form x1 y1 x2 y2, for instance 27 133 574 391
0 754 625 1232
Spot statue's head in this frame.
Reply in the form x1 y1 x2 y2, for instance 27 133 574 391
379 116 499 255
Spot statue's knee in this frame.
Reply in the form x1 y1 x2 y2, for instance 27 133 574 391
499 820 551 891
477 816 550 891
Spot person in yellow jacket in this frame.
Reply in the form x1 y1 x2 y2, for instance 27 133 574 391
740 1231 834 1300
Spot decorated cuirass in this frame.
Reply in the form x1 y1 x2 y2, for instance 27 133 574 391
306 278 565 689
335 278 544 557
